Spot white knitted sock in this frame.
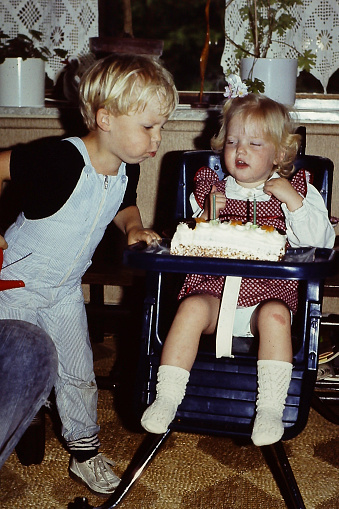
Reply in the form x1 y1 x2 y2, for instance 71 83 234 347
251 360 293 447
141 365 190 434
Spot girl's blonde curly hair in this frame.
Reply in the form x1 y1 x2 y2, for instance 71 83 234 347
211 93 301 178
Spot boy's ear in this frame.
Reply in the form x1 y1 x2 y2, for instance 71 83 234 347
96 108 111 132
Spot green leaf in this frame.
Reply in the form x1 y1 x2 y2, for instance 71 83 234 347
0 30 66 62
243 78 265 94
298 50 316 72
28 30 44 42
54 49 68 59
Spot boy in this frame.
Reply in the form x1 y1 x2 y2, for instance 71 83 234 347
0 53 178 495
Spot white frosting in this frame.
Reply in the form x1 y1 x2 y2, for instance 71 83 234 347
171 220 287 261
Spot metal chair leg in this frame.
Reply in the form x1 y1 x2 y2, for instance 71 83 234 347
261 441 306 509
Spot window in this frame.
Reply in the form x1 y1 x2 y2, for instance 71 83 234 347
98 0 225 93
98 0 338 97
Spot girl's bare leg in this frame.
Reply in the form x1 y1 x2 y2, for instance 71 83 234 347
161 294 221 371
251 299 293 362
141 294 220 433
251 300 293 446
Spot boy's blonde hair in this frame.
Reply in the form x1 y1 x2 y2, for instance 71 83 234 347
79 53 179 131
211 94 301 177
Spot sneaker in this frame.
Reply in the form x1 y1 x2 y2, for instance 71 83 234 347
69 453 120 496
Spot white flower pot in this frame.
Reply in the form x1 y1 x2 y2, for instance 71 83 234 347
240 58 298 106
0 58 45 107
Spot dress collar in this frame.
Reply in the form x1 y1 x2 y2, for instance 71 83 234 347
225 172 279 201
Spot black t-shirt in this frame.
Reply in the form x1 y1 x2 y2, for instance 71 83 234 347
10 137 139 219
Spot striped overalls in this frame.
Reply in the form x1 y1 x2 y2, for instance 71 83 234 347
0 137 128 443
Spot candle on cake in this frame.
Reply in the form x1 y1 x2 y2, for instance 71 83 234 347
253 196 257 225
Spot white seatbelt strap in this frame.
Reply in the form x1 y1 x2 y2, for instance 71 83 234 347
216 276 242 358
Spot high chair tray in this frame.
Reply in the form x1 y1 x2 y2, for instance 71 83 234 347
123 241 339 281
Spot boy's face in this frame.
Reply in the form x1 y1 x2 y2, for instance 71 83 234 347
108 96 168 166
224 114 279 188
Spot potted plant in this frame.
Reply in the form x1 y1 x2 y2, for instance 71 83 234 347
0 29 67 107
224 0 316 104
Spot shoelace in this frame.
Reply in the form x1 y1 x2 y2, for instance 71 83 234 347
91 455 113 484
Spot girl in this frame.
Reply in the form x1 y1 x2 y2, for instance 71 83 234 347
141 86 335 446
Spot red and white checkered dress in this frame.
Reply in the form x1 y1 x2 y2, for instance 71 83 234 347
178 167 308 314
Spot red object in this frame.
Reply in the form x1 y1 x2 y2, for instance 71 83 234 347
0 249 25 291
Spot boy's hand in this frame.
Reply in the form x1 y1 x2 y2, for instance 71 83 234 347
114 206 161 246
0 235 8 250
127 227 162 246
264 178 303 212
201 184 226 220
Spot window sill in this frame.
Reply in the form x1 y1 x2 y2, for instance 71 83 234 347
171 93 339 125
0 95 338 125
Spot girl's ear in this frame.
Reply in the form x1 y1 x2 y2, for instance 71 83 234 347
274 148 285 166
96 108 111 132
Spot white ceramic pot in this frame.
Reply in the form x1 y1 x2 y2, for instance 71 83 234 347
0 57 45 107
240 58 298 106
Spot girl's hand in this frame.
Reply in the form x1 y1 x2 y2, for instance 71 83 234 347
201 184 226 220
264 178 303 212
127 227 162 246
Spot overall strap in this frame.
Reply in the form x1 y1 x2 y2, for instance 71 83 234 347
63 137 92 167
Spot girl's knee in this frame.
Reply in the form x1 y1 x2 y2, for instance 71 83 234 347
178 295 219 330
257 300 290 325
180 294 210 313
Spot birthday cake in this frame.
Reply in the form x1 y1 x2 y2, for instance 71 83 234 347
170 220 287 261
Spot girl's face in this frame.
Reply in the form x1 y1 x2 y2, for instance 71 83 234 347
224 114 281 188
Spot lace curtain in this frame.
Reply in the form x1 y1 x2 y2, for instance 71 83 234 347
222 0 339 93
0 0 98 82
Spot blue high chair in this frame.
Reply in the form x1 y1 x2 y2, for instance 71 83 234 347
71 131 338 509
